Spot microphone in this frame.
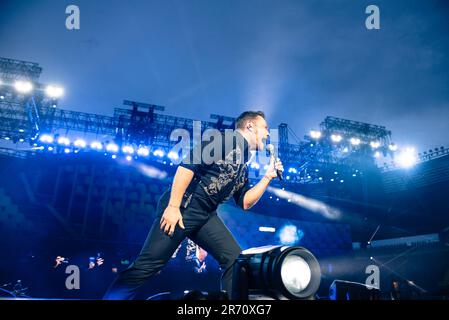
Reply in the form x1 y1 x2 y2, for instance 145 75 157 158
266 144 283 181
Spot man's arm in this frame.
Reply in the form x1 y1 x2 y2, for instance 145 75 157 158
242 175 273 210
160 166 194 236
242 158 283 210
168 166 194 207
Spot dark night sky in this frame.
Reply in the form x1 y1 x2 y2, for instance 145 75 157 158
1 0 448 151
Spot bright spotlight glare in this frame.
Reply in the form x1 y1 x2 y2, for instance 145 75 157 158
90 141 103 150
57 137 70 146
397 147 417 168
122 145 135 154
374 151 381 158
64 148 71 154
288 168 297 174
281 255 312 294
153 149 165 157
126 155 132 161
310 130 322 139
250 162 260 169
350 137 361 145
74 139 86 148
370 141 381 149
331 134 342 142
279 225 300 245
259 227 276 233
14 81 33 94
137 147 150 157
389 143 398 151
45 85 64 98
39 134 54 143
268 186 341 220
106 143 119 153
167 151 179 160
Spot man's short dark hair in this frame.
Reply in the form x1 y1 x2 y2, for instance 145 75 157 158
235 111 265 129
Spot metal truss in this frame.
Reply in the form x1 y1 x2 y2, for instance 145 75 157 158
0 57 42 81
320 116 391 145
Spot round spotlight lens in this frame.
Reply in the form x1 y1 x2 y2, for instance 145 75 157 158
281 255 312 294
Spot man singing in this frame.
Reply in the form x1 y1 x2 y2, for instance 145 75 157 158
103 111 283 299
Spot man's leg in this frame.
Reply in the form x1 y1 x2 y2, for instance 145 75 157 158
189 213 242 298
103 218 186 299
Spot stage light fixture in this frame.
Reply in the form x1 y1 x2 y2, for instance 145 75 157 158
167 151 179 160
259 227 276 233
106 143 119 153
45 85 64 98
57 137 70 146
153 149 165 157
310 130 322 139
14 80 33 94
389 143 398 151
288 167 297 174
122 145 135 154
231 245 321 300
370 141 380 149
250 162 260 169
39 134 54 143
350 137 361 146
90 141 103 150
397 147 417 168
137 146 150 157
74 139 86 148
330 134 342 142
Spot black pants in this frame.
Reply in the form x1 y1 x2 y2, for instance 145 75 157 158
103 190 242 299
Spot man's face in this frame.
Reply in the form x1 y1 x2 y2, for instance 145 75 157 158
248 116 269 150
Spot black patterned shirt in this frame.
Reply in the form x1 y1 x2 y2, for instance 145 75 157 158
178 131 252 212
